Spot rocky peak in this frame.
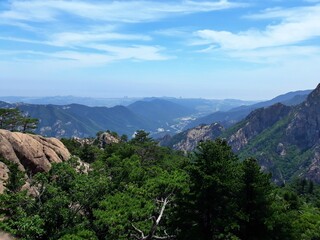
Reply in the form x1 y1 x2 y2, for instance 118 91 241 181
228 103 291 151
0 129 70 193
286 84 320 149
305 83 320 106
172 123 224 152
98 132 120 148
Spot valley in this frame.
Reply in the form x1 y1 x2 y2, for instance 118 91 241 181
0 97 256 138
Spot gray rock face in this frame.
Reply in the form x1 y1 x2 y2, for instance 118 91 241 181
0 129 70 192
228 103 291 152
305 147 320 181
161 84 320 183
0 162 9 194
286 84 320 149
172 123 224 152
225 84 320 183
98 132 120 148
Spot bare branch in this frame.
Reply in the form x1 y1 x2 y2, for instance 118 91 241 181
131 194 175 240
132 224 145 238
153 235 175 240
156 196 169 225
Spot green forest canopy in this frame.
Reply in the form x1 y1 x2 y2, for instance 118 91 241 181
0 108 38 133
1 132 320 240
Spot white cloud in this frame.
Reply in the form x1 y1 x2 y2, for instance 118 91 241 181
89 44 171 61
229 46 320 63
49 31 151 47
197 10 320 50
0 0 244 24
49 44 171 66
0 43 171 67
0 0 243 66
194 4 320 62
153 28 191 38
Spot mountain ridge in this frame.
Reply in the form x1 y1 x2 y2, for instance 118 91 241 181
185 89 312 129
160 84 320 183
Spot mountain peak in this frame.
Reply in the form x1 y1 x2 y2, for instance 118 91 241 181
306 83 320 104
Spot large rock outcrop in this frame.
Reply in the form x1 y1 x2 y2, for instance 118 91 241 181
228 103 291 152
0 129 70 193
225 83 320 183
160 123 224 152
173 123 224 152
162 84 320 183
286 84 320 149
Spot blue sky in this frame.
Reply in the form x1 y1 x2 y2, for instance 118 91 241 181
0 0 320 100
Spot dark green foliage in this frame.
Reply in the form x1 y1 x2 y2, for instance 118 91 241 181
1 134 320 240
0 108 21 130
60 138 82 156
187 139 242 239
130 130 154 144
0 192 45 239
239 158 273 240
0 157 25 193
0 108 38 132
78 144 102 163
60 138 103 163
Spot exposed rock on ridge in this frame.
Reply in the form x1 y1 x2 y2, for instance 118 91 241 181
286 84 320 149
228 103 291 152
225 84 320 183
160 123 224 152
0 129 70 193
98 132 120 148
162 84 320 183
173 123 224 152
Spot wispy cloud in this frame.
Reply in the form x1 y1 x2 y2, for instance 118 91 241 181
0 0 243 66
48 45 171 66
229 46 320 63
193 4 320 62
48 31 151 47
196 5 320 50
0 0 244 24
0 44 171 68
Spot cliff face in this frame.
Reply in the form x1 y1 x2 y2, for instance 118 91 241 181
0 129 70 193
226 84 320 183
228 103 292 152
162 84 320 183
286 85 320 149
173 123 224 152
160 123 224 152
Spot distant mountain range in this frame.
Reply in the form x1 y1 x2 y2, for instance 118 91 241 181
0 95 257 114
3 85 320 183
0 96 141 107
161 85 320 183
185 90 312 129
0 89 312 141
0 96 257 138
0 98 239 138
0 101 150 138
128 99 195 127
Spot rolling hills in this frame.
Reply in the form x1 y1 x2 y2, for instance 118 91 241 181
0 97 257 138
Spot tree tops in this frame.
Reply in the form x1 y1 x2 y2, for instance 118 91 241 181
1 135 320 240
0 108 38 133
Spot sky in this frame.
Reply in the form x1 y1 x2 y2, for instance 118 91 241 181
0 0 320 100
